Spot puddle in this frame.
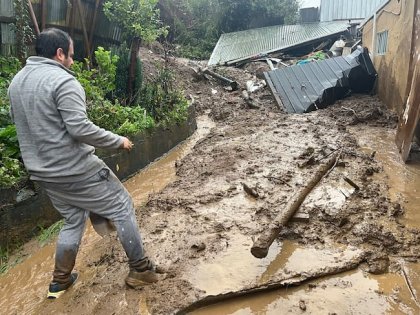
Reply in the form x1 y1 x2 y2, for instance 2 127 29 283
351 126 420 229
191 242 418 315
190 126 420 315
0 115 214 315
125 115 215 205
191 270 390 315
186 236 281 295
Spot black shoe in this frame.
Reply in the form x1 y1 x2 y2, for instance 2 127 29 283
47 273 79 299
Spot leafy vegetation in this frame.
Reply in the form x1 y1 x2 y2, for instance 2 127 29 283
0 43 189 189
161 0 299 59
0 56 26 188
38 220 64 247
103 0 168 43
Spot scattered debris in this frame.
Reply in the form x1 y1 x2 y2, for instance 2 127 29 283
343 176 360 191
242 182 259 198
202 68 239 91
208 22 350 66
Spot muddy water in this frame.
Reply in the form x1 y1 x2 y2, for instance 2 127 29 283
353 126 420 229
191 126 420 315
0 116 214 315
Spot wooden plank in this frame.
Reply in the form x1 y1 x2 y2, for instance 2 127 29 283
76 0 90 58
88 0 102 56
41 0 47 31
0 16 15 23
395 62 420 162
27 0 40 37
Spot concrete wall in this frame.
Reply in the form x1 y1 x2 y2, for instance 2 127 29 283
0 107 196 248
362 0 416 115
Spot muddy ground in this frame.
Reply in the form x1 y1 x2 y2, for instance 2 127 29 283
3 48 420 314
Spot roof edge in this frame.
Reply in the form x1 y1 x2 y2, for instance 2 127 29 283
359 0 391 29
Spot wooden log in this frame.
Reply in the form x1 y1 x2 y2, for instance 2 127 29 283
251 153 338 258
76 0 91 58
175 250 365 314
27 0 40 36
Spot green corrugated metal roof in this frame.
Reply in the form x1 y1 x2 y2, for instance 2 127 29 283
208 22 349 66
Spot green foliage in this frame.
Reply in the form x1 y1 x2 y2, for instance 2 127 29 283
0 57 21 126
139 65 189 124
72 47 119 102
0 245 23 275
103 0 168 43
0 125 26 188
112 44 143 105
12 0 35 61
0 57 26 188
88 100 155 135
164 0 299 59
38 220 64 246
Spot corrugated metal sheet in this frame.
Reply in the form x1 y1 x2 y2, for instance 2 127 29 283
264 48 377 113
320 0 387 21
0 0 14 17
208 22 349 66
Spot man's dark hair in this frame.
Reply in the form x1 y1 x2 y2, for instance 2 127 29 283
35 28 72 58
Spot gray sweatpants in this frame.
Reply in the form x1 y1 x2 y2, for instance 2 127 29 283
37 167 153 284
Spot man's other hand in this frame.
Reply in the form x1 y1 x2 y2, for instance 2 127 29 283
121 137 134 151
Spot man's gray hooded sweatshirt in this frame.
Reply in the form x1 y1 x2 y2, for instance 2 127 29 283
8 57 124 183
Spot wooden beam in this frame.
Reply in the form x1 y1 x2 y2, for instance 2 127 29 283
0 16 15 23
41 0 47 31
70 0 75 38
75 0 90 58
395 62 420 162
27 0 40 36
251 152 339 258
88 0 102 56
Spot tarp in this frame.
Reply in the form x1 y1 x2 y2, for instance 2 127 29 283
264 48 377 114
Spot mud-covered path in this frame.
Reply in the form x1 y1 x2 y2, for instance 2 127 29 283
1 53 420 314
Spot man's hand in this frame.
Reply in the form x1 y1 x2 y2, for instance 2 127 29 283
121 137 134 151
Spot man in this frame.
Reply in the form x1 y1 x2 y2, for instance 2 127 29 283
8 28 160 299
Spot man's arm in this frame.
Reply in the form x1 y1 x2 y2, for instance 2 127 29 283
56 77 130 150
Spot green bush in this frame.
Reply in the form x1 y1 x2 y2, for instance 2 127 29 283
139 64 189 124
0 57 26 188
113 44 143 105
88 100 155 135
72 46 119 102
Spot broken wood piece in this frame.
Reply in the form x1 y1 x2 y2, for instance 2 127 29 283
202 68 238 91
175 250 366 314
343 176 360 191
242 90 261 109
251 153 339 258
399 259 420 308
298 154 316 168
263 175 292 187
242 183 259 198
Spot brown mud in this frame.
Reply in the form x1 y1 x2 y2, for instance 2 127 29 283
1 50 420 314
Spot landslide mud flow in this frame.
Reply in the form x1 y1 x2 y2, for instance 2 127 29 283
1 50 419 314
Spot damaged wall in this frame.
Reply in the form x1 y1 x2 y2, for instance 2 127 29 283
362 0 415 115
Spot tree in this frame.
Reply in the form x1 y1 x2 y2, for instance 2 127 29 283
161 0 299 59
103 0 167 103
